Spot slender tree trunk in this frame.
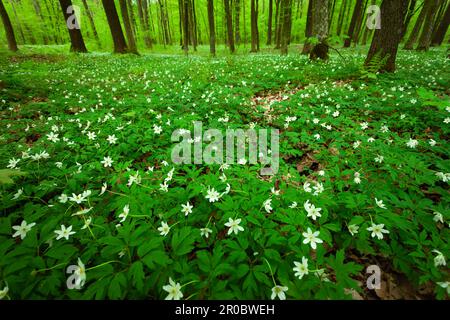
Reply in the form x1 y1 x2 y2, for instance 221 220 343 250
417 0 441 50
365 0 409 72
137 0 152 48
432 1 450 45
31 0 49 44
81 0 101 47
183 0 189 54
344 0 364 47
224 0 235 53
336 0 347 36
102 0 128 53
8 0 25 44
267 0 273 45
401 0 417 39
0 0 18 51
404 1 428 49
59 0 87 52
275 0 283 48
250 0 259 52
302 0 313 54
235 0 241 44
207 0 216 55
119 0 138 54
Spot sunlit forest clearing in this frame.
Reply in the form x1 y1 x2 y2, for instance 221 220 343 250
0 0 449 301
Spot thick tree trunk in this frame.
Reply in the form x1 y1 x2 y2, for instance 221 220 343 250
102 0 128 53
207 0 216 55
59 0 87 53
224 0 235 53
301 0 313 54
119 0 138 54
432 2 450 45
404 2 428 49
81 0 100 47
0 0 18 51
309 0 329 60
417 0 441 50
365 0 409 72
267 0 273 45
344 0 364 47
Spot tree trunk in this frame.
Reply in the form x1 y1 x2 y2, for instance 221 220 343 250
365 0 409 72
0 0 18 51
183 0 189 54
59 0 87 53
81 0 100 47
119 0 138 54
309 0 329 60
275 0 283 48
417 0 441 50
267 0 273 45
432 1 450 45
336 0 347 36
102 0 128 53
401 0 417 40
250 0 259 52
404 1 428 49
137 0 152 48
207 0 216 55
224 0 235 53
32 0 49 44
344 0 364 47
301 0 313 54
281 0 293 54
235 0 241 44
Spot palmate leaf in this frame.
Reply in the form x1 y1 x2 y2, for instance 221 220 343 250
0 169 26 184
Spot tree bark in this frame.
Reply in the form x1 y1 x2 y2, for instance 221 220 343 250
432 1 450 45
207 0 216 55
0 0 18 51
365 0 409 72
59 0 87 53
102 0 128 53
309 0 329 60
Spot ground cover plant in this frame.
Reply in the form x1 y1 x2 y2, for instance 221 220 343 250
0 45 449 300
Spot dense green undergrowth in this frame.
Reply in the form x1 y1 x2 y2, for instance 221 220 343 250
0 46 449 300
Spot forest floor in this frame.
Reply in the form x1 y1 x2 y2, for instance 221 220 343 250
0 46 449 300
